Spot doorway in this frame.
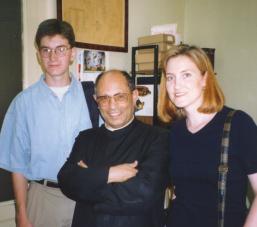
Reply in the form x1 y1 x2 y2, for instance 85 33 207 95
0 0 22 202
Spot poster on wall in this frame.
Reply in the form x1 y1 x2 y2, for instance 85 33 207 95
77 50 107 82
84 50 105 72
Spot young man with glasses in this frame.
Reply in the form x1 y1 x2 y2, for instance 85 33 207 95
0 19 92 227
58 69 169 227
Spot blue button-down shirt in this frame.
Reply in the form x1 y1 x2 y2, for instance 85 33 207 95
0 75 92 181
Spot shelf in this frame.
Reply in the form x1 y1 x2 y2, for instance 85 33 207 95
131 45 160 126
136 76 161 85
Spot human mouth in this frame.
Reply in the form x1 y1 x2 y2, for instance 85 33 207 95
49 64 59 68
108 112 120 117
175 92 185 97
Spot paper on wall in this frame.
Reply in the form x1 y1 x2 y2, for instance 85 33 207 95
151 23 177 35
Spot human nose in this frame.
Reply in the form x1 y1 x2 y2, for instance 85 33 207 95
49 49 58 60
108 96 117 108
174 76 183 89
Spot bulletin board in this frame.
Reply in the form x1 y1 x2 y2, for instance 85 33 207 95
57 0 128 52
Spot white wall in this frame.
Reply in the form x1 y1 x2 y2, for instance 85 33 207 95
184 0 257 121
22 0 57 88
21 0 257 121
22 0 185 87
126 0 185 70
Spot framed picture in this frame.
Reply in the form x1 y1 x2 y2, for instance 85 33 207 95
84 50 105 72
57 0 128 52
135 84 154 117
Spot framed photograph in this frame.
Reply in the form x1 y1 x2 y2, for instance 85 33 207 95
84 50 105 72
57 0 128 52
135 84 154 117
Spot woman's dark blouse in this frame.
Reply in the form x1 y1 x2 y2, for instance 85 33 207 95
167 106 257 227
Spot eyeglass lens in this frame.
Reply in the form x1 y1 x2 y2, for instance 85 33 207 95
40 46 70 58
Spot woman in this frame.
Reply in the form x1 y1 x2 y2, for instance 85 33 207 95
158 45 257 227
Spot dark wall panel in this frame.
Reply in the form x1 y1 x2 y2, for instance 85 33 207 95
0 0 22 202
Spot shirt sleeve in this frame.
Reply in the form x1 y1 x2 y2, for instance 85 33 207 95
57 133 110 202
234 110 257 174
0 95 30 175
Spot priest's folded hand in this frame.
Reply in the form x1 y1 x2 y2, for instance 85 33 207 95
108 161 138 183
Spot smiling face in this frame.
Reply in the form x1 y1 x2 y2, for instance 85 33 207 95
95 72 138 129
165 55 207 113
37 34 76 86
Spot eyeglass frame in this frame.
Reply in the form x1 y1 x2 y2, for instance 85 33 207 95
95 92 132 108
38 45 72 58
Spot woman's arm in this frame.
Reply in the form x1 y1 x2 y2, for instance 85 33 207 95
244 173 257 227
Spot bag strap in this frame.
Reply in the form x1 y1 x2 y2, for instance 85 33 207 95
218 110 236 227
81 81 100 128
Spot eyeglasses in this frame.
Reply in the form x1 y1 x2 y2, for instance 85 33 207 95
39 45 71 58
96 93 130 108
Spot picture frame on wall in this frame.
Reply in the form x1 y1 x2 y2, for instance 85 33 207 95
84 50 105 72
57 0 128 52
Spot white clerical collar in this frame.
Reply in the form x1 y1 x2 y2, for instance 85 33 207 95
105 116 135 131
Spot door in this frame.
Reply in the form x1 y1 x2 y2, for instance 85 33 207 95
0 0 22 202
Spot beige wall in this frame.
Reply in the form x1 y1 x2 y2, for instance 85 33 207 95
184 0 257 121
127 0 185 69
22 0 185 87
22 0 257 120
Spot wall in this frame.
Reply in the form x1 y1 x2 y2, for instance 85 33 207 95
23 1 257 119
22 0 57 88
184 0 257 121
127 0 185 71
22 0 185 87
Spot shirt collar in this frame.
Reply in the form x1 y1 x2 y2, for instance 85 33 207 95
39 73 77 94
105 116 135 131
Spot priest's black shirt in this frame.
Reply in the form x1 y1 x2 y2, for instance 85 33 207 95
58 119 169 227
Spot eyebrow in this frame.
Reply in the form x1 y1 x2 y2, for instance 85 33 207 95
97 92 127 97
181 69 191 73
39 44 67 49
166 69 191 75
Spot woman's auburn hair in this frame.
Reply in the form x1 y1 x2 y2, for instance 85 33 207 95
157 45 225 123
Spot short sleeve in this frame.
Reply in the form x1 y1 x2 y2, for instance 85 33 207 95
233 111 257 174
0 95 30 174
